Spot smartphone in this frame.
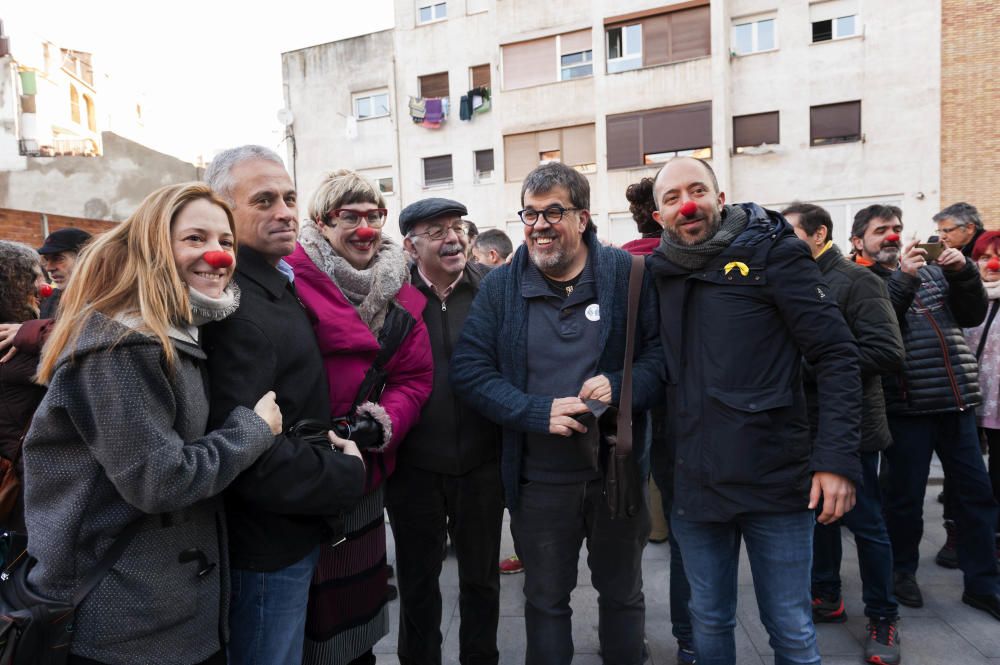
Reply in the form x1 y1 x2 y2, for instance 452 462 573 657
917 242 945 262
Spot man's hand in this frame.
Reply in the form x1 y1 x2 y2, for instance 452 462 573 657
899 241 927 277
936 247 965 272
328 431 365 468
0 323 21 363
809 471 856 524
549 397 590 437
578 375 612 405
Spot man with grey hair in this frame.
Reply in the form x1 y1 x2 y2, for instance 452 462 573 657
452 162 665 664
471 228 514 267
935 202 985 258
201 145 366 665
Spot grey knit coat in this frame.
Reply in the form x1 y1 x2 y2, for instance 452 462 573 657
22 312 274 665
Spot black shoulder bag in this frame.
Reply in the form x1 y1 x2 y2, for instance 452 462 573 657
0 520 141 665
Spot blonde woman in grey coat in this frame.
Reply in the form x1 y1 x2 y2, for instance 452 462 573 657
24 183 282 665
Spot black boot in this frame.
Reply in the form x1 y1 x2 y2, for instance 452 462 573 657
935 520 959 569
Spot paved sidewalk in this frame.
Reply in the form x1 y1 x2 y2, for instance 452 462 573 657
377 481 1000 664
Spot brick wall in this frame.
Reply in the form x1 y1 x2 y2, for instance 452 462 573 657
0 208 117 248
941 0 1000 227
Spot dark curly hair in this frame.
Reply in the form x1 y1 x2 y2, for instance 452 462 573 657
625 177 660 236
0 241 42 323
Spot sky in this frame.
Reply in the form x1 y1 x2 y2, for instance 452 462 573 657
3 0 395 164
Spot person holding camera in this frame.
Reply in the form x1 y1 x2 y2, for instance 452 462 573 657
287 169 433 665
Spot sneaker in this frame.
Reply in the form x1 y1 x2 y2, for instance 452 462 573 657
893 571 923 608
811 594 848 623
499 554 524 574
676 641 697 664
864 617 901 665
935 520 959 569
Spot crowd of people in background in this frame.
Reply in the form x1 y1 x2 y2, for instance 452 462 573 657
0 145 998 665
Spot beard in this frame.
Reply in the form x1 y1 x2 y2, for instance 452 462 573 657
664 207 723 247
528 230 575 276
874 245 900 265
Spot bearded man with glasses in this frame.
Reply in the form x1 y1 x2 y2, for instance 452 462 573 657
451 163 665 665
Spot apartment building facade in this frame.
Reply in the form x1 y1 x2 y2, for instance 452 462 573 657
282 0 946 247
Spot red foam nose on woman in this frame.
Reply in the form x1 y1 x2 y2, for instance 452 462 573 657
353 226 378 241
987 258 1000 272
39 283 53 298
203 251 234 269
679 201 699 218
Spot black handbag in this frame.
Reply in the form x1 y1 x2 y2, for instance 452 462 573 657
600 255 646 520
0 520 140 665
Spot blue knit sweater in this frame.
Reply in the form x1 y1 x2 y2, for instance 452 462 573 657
450 231 666 507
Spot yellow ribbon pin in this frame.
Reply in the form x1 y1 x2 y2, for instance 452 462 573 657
724 261 750 277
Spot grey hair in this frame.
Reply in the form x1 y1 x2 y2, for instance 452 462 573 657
933 202 982 231
473 229 513 259
205 145 285 204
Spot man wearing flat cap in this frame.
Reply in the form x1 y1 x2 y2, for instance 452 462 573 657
37 227 91 317
385 197 504 665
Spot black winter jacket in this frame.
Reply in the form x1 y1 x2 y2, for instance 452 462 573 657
203 247 366 571
648 204 862 522
868 259 987 414
400 263 500 475
805 245 903 452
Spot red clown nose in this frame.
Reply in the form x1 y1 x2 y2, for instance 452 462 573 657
885 234 900 243
38 283 54 298
679 201 699 218
203 251 234 269
987 258 1000 272
353 226 378 241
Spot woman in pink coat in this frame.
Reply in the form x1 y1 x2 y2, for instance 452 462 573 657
286 170 433 665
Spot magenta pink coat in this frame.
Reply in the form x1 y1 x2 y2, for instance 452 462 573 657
287 244 433 490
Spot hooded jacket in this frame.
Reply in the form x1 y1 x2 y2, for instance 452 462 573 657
647 204 862 522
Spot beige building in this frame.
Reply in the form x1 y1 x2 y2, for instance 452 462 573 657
282 0 954 247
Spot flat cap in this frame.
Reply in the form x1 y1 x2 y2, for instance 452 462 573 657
38 227 92 255
399 197 467 236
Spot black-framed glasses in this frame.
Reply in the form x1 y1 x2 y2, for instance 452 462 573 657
409 221 468 241
518 205 581 226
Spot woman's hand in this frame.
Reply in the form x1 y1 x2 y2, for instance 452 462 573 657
253 391 283 435
328 431 365 468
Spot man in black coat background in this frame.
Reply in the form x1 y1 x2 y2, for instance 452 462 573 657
786 202 904 665
647 157 862 665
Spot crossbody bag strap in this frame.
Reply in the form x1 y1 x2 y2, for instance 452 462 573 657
351 304 416 411
615 255 646 456
71 518 143 606
976 300 1000 361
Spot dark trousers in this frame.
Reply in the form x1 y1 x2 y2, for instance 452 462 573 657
812 450 898 619
69 653 225 665
386 461 504 665
884 411 1000 595
511 478 650 665
942 428 1000 532
648 417 693 645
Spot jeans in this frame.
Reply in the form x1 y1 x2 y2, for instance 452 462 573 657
812 450 898 619
228 545 321 665
884 411 1000 595
386 461 504 665
511 478 650 665
672 510 819 665
648 409 693 645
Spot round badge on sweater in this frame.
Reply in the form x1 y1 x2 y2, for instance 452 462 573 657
585 304 600 322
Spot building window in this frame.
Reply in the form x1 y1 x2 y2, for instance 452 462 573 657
377 177 394 195
733 111 780 152
606 102 712 169
83 94 96 132
474 149 495 182
418 72 450 98
812 14 857 41
353 91 390 119
423 155 453 186
732 17 776 55
501 29 591 90
503 124 596 181
607 24 642 72
810 101 861 146
69 85 80 125
470 64 491 90
418 1 447 24
606 4 710 74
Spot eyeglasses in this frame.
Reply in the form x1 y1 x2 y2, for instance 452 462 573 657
936 225 963 235
518 205 581 226
410 221 468 241
328 208 388 228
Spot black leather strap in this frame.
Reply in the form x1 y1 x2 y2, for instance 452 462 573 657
71 519 143 606
615 256 645 456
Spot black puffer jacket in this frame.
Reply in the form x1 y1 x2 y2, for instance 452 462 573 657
868 259 987 414
805 245 903 451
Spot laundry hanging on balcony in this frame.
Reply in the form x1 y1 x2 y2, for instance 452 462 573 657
459 87 492 122
409 96 449 128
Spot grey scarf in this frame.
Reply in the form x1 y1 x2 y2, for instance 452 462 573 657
658 204 749 270
299 220 409 335
189 283 241 326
